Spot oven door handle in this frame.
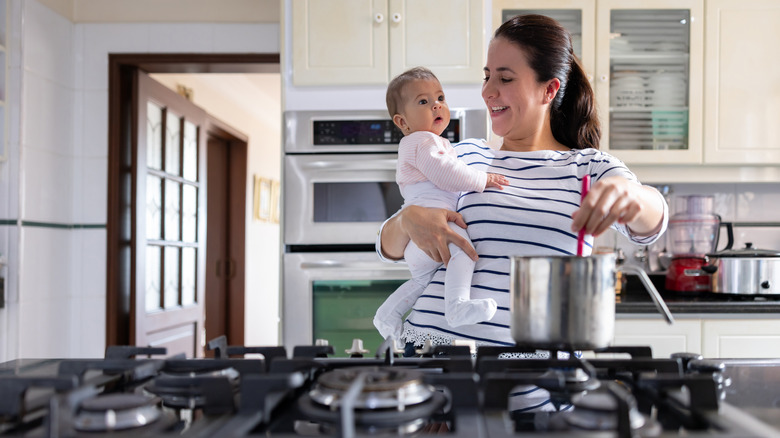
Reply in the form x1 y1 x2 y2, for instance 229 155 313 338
304 159 397 171
300 260 409 270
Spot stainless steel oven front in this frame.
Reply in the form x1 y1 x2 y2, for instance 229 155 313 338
282 108 487 349
283 109 487 247
283 252 410 354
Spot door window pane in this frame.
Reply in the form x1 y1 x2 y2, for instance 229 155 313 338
147 102 163 169
165 180 181 241
165 112 181 176
182 247 196 306
183 120 198 181
145 246 161 312
182 184 197 243
164 247 180 309
146 175 162 240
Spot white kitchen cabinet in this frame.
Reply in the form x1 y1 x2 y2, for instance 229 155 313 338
702 0 780 165
291 0 484 86
702 318 780 358
491 0 704 165
613 318 702 358
596 0 704 165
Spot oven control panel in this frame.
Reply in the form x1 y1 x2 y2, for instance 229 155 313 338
313 119 458 145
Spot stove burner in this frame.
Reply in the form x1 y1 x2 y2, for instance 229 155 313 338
310 367 432 409
297 366 448 434
557 387 662 435
144 367 239 410
73 393 161 432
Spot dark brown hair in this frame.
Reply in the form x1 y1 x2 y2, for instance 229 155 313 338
494 14 600 150
386 66 439 117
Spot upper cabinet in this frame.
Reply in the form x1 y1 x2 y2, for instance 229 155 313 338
292 0 484 86
703 0 780 165
493 0 704 165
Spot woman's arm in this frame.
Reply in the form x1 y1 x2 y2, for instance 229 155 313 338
379 205 478 264
571 176 665 238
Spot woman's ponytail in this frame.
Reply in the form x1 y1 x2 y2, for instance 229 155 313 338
550 55 601 150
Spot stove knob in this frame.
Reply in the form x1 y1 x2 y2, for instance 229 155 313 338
671 352 703 371
345 339 369 357
761 280 771 289
688 359 725 374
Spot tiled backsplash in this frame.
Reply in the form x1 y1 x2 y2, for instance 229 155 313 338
596 182 780 264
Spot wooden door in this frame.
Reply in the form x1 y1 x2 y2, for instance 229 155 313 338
203 132 247 350
134 71 208 357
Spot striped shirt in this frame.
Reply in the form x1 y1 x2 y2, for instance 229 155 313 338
397 131 487 195
378 138 668 348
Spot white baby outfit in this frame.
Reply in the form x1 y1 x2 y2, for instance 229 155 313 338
373 131 498 341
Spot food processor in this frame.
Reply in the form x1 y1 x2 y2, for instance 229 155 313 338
665 195 722 292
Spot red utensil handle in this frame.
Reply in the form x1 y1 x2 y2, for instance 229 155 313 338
576 174 591 256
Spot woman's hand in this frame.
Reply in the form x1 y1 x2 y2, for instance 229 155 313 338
380 205 477 264
571 176 664 237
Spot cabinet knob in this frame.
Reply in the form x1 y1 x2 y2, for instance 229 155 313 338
374 13 384 23
392 13 402 23
600 74 608 82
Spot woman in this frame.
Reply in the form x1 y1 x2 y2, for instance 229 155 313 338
377 15 668 350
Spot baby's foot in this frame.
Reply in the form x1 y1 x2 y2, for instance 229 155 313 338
445 297 498 327
373 314 403 340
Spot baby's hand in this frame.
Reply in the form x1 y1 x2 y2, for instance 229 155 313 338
485 173 509 190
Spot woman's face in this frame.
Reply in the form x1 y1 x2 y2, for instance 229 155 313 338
482 37 551 148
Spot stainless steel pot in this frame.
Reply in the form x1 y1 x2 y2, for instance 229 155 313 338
705 243 780 295
510 254 674 350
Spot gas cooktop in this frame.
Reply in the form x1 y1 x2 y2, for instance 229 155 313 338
1 337 778 437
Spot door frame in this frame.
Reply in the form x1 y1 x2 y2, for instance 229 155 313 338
106 53 279 349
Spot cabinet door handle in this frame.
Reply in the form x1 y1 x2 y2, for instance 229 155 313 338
392 13 402 23
374 13 384 23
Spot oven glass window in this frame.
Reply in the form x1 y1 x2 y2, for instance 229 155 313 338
313 182 403 222
313 279 408 357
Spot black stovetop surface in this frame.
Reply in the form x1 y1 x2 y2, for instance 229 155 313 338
2 341 780 437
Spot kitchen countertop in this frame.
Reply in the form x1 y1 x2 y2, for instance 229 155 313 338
616 274 780 314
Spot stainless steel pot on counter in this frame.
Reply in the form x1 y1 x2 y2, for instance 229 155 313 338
510 254 674 350
704 243 780 295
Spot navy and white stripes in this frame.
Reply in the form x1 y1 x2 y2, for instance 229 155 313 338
394 139 667 348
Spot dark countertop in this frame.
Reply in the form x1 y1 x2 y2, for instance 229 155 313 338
616 274 780 314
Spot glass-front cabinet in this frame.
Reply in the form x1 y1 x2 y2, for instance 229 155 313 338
492 0 704 164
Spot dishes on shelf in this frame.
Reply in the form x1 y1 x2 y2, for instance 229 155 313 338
611 75 647 109
648 72 687 107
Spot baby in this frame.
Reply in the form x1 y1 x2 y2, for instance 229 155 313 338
373 67 509 341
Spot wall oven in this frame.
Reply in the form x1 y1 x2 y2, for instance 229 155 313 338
282 109 488 354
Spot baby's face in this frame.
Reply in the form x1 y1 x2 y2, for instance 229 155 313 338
398 79 450 135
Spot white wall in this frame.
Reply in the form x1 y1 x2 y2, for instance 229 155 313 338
0 0 280 361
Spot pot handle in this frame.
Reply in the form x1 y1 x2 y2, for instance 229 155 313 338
619 265 674 324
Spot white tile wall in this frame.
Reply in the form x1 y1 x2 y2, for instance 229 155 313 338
80 90 108 158
148 23 215 52
598 183 780 265
21 73 74 156
213 23 280 52
23 0 74 86
21 147 74 223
